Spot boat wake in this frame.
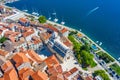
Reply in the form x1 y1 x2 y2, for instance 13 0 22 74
87 7 99 16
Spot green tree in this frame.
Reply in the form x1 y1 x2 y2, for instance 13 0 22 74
38 16 47 23
80 50 96 68
0 36 7 43
68 35 81 53
93 70 110 80
80 43 91 52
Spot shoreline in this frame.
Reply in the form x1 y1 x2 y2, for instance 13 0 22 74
4 4 120 66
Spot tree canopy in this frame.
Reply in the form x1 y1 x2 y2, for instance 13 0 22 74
68 35 97 68
0 36 7 43
93 70 110 80
38 16 47 23
80 50 97 68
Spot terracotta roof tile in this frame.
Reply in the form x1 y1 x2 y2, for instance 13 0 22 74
49 73 64 80
48 65 63 75
27 49 43 63
0 78 4 80
60 28 68 33
12 53 29 64
0 49 9 56
22 30 34 37
32 71 48 80
85 76 93 80
61 37 73 49
1 61 13 71
19 18 28 23
44 24 58 32
4 68 18 80
63 72 71 78
19 68 34 80
40 32 51 41
69 67 78 74
44 55 59 68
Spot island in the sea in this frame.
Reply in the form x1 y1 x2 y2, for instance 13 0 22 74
0 2 120 80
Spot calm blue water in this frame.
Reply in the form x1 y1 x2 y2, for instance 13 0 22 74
6 0 120 59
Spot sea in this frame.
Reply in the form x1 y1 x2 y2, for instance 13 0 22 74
6 0 120 60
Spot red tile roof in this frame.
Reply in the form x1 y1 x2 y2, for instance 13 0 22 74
69 67 78 74
40 32 51 41
32 71 48 80
4 68 19 80
12 53 29 65
85 76 93 80
27 49 43 63
19 18 28 23
60 28 68 33
49 73 64 80
19 68 34 80
44 24 58 32
22 30 34 37
44 55 59 68
63 71 71 79
0 49 9 57
48 65 63 75
1 61 13 71
61 37 73 49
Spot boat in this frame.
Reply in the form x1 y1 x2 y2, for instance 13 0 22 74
52 9 57 15
48 17 52 20
61 18 65 25
96 41 99 43
32 12 36 15
53 12 58 22
23 10 28 12
48 12 52 20
99 42 102 46
52 12 56 15
32 12 39 16
118 57 120 61
54 18 58 22
61 21 65 25
79 29 82 32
